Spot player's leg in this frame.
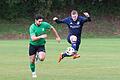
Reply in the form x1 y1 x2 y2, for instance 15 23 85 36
29 44 37 78
58 51 71 63
58 35 76 63
58 35 75 63
37 45 46 61
70 35 78 51
29 55 37 78
35 51 45 63
69 35 80 59
58 35 80 63
72 39 81 59
63 35 77 57
38 51 46 61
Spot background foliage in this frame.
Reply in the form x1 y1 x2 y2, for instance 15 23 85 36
0 0 120 39
0 0 120 19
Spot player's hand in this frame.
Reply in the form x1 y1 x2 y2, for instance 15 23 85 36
40 34 47 38
53 17 58 21
83 12 90 17
56 37 61 43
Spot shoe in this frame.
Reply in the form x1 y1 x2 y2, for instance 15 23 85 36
73 53 80 59
58 53 64 63
32 72 37 78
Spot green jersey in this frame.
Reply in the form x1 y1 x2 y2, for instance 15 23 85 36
29 22 51 46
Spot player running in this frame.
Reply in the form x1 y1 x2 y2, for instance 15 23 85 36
29 14 61 78
53 10 91 63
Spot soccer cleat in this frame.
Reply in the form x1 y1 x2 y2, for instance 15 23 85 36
72 53 80 59
32 72 37 78
58 53 64 63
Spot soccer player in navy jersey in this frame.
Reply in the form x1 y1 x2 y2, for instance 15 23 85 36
53 10 91 63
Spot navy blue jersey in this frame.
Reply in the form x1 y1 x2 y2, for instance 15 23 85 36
55 16 91 37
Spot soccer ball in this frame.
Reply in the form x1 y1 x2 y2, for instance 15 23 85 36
66 47 75 55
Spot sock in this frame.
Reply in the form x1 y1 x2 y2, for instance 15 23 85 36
71 41 77 51
62 52 72 58
30 63 35 72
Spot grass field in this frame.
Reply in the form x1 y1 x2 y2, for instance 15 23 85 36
0 38 120 80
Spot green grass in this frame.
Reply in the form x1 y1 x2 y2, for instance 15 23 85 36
0 23 28 35
0 38 120 80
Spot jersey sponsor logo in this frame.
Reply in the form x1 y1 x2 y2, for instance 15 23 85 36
70 22 80 25
69 21 80 28
70 25 80 28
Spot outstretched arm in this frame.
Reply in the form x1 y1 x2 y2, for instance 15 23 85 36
31 34 47 41
53 17 66 24
50 26 61 43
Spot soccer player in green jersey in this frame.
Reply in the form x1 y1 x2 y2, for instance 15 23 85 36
29 14 61 78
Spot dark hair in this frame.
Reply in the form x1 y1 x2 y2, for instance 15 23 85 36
34 14 44 20
71 10 78 15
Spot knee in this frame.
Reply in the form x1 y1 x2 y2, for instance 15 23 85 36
70 35 77 43
39 58 45 61
38 52 45 61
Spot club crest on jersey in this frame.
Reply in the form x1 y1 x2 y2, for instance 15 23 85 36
70 22 73 24
42 28 44 31
77 21 80 25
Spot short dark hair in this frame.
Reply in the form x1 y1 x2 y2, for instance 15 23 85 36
71 10 78 15
34 14 44 20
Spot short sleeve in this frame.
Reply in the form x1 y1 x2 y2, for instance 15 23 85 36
29 24 35 37
43 22 52 29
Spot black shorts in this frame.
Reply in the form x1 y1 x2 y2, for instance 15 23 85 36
29 44 46 56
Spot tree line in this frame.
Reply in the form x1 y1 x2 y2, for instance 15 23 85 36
0 0 120 20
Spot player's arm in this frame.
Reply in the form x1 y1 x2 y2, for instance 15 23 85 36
53 17 67 24
50 26 61 43
31 34 47 41
83 12 91 22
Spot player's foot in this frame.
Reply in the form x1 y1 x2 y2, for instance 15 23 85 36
58 53 64 63
32 72 37 78
72 53 80 59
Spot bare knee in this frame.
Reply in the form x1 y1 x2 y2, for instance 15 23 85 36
39 56 45 61
38 52 46 61
39 58 45 61
70 35 77 43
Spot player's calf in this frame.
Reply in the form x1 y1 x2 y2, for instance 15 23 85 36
58 53 64 63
